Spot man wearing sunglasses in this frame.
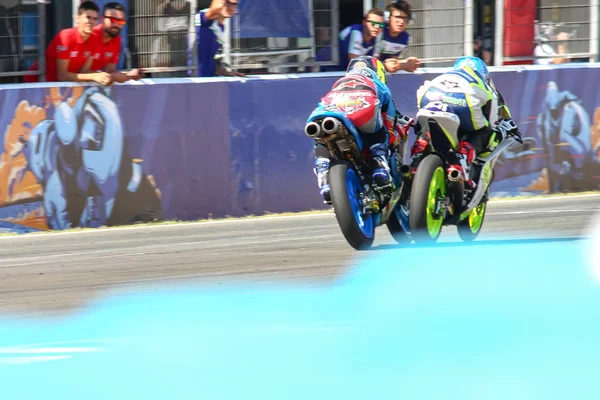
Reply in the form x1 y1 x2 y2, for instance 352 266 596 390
378 1 420 73
91 2 143 83
192 0 245 77
331 8 386 71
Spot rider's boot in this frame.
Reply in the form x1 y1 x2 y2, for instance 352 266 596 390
313 156 332 204
409 134 431 169
370 143 393 193
448 141 476 188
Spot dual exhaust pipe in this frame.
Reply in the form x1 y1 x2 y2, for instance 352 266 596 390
304 117 343 139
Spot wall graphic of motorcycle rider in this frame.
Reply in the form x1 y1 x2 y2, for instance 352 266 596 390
536 81 600 193
21 86 163 230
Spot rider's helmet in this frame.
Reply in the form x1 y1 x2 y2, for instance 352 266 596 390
347 55 387 85
453 56 490 84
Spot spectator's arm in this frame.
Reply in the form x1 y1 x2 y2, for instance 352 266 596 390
57 58 111 85
553 32 570 64
215 62 245 77
104 63 143 83
78 56 95 73
382 38 419 73
384 56 420 73
396 57 420 72
103 49 144 83
205 0 225 20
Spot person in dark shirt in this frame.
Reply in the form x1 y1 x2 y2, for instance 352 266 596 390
192 0 244 77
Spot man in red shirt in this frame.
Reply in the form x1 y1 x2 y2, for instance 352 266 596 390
91 2 142 82
43 1 111 85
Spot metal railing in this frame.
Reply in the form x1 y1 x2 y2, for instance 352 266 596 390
495 0 599 66
367 0 474 67
0 0 46 83
12 0 600 83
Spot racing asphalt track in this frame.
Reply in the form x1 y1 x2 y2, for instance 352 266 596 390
0 194 598 318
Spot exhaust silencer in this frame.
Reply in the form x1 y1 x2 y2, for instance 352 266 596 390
399 165 413 182
305 121 324 139
322 117 342 134
399 165 412 178
448 169 462 182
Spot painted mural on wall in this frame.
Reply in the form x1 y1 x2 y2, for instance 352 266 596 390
489 78 600 196
1 69 598 234
535 81 600 193
0 86 163 233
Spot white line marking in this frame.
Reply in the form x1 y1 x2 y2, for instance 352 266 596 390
489 193 600 204
0 224 338 252
486 209 590 215
0 356 72 365
0 234 339 268
0 347 103 354
0 339 118 349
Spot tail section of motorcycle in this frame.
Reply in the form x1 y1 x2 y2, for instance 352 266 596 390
305 115 410 250
406 115 488 244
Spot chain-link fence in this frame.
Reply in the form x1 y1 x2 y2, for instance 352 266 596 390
0 0 46 83
225 0 339 73
498 0 598 65
370 0 473 67
126 0 196 77
123 0 339 76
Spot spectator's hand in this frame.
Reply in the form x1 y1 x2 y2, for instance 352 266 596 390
402 57 421 72
94 72 112 86
556 31 570 42
384 57 421 73
127 68 145 80
384 58 400 73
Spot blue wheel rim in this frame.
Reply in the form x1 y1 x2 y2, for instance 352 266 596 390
345 167 374 239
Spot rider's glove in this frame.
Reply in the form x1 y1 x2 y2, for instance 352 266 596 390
395 112 415 138
494 118 521 142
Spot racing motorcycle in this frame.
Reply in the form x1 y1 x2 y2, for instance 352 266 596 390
406 102 523 243
304 108 413 250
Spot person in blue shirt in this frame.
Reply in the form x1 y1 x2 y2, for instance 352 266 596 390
191 0 244 77
377 1 420 73
320 8 385 72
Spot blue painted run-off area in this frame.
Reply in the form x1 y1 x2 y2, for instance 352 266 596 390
0 236 599 399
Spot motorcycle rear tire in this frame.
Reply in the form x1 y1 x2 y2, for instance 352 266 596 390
386 208 410 244
457 193 488 242
329 161 375 250
409 154 447 244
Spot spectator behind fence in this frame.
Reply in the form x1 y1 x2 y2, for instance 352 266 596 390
378 1 420 73
320 8 385 72
24 1 111 85
473 36 492 65
191 0 245 77
534 31 571 65
91 2 143 82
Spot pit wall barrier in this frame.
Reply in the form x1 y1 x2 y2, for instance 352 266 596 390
1 64 599 233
